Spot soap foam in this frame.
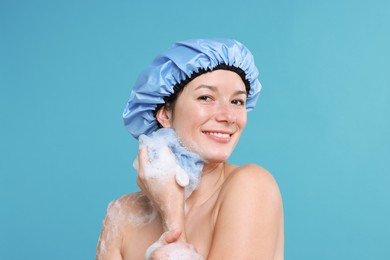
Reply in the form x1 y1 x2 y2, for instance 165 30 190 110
144 239 164 260
136 128 204 199
168 248 204 260
96 194 158 260
96 199 124 260
144 238 204 260
124 193 158 226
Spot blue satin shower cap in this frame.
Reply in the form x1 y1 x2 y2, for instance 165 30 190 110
123 38 262 139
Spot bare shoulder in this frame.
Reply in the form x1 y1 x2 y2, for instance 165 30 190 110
104 192 158 229
221 163 282 200
208 164 284 259
214 163 283 221
96 192 158 260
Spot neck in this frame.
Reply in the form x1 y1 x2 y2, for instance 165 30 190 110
185 162 226 210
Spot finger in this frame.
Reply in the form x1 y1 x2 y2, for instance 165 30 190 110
136 176 142 187
160 229 182 245
137 146 149 181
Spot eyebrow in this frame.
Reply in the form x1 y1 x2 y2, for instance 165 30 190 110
194 85 247 96
194 85 218 92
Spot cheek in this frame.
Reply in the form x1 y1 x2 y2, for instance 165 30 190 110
173 105 209 128
171 114 194 141
171 110 206 151
173 126 202 155
242 115 247 128
236 110 247 129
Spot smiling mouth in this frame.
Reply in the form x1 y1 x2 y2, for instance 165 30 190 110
202 131 232 138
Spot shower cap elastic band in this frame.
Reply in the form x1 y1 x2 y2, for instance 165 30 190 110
123 38 262 139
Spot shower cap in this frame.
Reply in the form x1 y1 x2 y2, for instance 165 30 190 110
123 38 262 139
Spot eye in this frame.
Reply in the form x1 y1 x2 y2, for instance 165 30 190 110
198 95 213 102
231 99 245 106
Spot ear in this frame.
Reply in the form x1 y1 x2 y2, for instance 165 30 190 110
156 105 173 128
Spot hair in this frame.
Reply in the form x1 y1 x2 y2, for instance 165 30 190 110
153 64 250 127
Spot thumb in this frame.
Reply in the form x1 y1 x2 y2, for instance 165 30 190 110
160 229 182 245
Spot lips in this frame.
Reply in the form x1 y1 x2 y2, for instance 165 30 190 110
201 130 235 144
202 131 231 138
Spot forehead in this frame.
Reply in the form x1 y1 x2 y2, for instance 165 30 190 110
184 70 246 92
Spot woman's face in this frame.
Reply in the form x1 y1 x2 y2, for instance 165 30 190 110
159 70 248 163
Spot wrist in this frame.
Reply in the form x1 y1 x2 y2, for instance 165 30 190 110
161 207 187 242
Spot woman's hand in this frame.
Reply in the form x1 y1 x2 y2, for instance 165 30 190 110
145 229 203 260
136 145 187 239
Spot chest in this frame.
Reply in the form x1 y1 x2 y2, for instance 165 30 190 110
185 191 220 257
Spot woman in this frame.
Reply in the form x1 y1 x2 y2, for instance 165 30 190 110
96 39 284 259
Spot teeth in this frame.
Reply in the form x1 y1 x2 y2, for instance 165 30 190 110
204 132 230 138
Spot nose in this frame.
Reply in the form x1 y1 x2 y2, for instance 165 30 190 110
215 102 237 124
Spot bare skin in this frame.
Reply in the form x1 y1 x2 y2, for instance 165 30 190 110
96 70 284 259
97 163 283 259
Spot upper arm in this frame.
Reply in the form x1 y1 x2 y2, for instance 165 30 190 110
96 199 125 260
207 165 284 260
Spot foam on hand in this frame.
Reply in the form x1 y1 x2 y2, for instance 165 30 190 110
167 248 204 260
134 128 204 199
144 234 204 260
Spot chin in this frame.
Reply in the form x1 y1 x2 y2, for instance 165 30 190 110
199 151 231 164
181 138 235 163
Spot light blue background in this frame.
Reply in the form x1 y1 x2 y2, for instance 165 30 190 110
1 0 389 259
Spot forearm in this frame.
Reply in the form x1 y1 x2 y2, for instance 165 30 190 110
160 200 187 242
